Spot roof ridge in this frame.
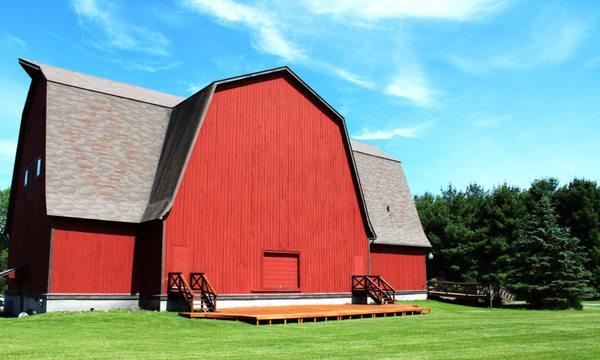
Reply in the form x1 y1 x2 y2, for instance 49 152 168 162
19 58 185 108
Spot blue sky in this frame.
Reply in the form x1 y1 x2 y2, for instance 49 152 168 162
1 0 599 195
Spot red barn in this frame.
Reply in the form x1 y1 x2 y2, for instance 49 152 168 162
4 59 431 315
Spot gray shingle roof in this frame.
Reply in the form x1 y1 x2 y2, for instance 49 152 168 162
351 141 431 248
21 59 180 223
142 84 215 221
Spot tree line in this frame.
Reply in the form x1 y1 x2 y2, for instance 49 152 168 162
0 188 9 294
415 178 599 308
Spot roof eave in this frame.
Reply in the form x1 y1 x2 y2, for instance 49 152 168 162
372 241 432 248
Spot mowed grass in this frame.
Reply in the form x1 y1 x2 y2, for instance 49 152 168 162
2 300 600 359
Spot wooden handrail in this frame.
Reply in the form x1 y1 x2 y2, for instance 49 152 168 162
0 265 27 278
167 272 195 312
427 280 515 307
352 275 396 304
189 272 217 312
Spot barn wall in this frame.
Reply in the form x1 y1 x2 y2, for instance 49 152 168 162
164 74 369 294
7 78 51 293
370 244 427 291
49 218 137 294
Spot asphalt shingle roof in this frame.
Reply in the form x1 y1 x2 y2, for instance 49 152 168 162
351 141 431 248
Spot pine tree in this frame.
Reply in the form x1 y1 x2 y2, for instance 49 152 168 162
511 195 592 309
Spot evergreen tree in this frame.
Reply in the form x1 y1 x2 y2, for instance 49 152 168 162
554 179 600 297
478 184 526 286
0 188 10 294
510 195 591 309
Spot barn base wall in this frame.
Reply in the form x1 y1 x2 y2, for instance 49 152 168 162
3 291 428 316
395 291 428 301
216 293 357 309
45 299 139 312
2 292 141 316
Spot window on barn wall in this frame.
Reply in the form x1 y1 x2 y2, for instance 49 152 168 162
24 164 34 201
23 167 29 187
34 157 42 178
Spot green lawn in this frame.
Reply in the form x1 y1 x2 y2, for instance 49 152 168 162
2 300 599 359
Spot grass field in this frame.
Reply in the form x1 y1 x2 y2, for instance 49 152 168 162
2 300 599 359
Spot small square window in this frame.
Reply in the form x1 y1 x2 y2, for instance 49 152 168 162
23 168 29 187
35 157 42 178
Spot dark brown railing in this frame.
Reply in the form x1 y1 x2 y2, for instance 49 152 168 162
0 264 27 278
427 280 515 307
167 272 196 312
190 272 217 312
168 272 218 313
352 275 396 304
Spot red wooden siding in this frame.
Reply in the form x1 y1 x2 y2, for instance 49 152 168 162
370 245 427 291
262 252 299 290
164 74 369 294
50 218 137 294
7 79 51 293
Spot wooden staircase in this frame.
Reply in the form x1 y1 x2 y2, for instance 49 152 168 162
168 272 217 312
352 275 396 304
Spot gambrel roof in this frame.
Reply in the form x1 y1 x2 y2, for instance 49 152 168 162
14 60 430 247
16 60 378 240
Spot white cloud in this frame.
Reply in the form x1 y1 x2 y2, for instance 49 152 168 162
72 0 172 57
450 15 588 74
352 121 433 140
312 61 376 89
304 0 510 22
182 0 305 62
384 63 435 106
329 67 375 89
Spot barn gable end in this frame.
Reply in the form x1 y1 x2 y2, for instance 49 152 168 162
162 72 373 295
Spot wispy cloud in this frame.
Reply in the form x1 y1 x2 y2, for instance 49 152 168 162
471 114 513 128
352 121 433 140
304 0 510 22
71 0 180 71
187 83 204 94
313 61 376 89
182 0 305 62
384 63 436 106
329 66 375 89
73 0 172 56
181 0 382 91
450 14 589 74
586 55 600 69
107 58 182 73
1 34 27 52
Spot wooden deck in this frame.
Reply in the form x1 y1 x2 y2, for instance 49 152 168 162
180 304 431 325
